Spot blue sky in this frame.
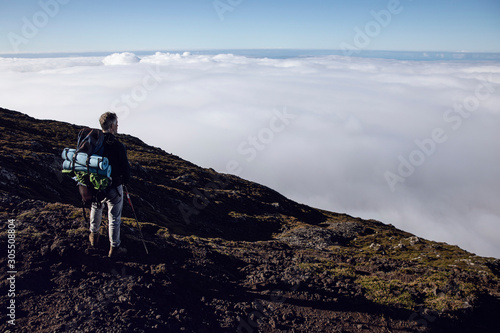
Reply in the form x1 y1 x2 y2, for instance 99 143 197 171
1 0 499 54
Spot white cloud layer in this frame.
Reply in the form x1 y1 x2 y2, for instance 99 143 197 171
102 52 140 66
1 52 499 258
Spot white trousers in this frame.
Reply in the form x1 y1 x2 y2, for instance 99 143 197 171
89 185 123 248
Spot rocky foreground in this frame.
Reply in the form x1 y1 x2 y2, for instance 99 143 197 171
1 108 499 332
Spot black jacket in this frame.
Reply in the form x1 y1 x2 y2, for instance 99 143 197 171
102 133 130 188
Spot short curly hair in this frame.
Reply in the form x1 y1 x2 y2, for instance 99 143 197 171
99 112 118 132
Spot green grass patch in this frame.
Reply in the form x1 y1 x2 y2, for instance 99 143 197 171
297 260 357 280
357 276 417 310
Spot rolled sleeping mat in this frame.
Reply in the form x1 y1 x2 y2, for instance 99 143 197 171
61 148 109 170
62 160 112 178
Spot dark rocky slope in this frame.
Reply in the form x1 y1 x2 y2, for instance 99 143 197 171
1 107 499 332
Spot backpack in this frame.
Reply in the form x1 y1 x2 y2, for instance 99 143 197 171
62 128 111 206
75 127 105 156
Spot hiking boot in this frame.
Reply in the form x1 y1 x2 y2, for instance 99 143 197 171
89 232 99 247
108 246 127 258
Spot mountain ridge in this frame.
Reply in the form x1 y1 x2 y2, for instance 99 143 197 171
1 107 499 332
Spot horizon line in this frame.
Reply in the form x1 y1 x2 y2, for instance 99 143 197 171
2 48 500 56
1 49 500 63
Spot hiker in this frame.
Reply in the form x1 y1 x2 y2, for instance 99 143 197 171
89 112 130 257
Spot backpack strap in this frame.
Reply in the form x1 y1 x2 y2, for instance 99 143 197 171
86 153 91 174
71 153 77 174
76 128 91 154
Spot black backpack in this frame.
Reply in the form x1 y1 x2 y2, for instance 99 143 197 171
62 128 110 206
76 127 105 157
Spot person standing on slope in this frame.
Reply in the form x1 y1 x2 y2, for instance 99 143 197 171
89 112 130 258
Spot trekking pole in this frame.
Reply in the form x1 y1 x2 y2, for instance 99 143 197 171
124 185 149 255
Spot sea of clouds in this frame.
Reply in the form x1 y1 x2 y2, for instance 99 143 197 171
1 51 499 258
